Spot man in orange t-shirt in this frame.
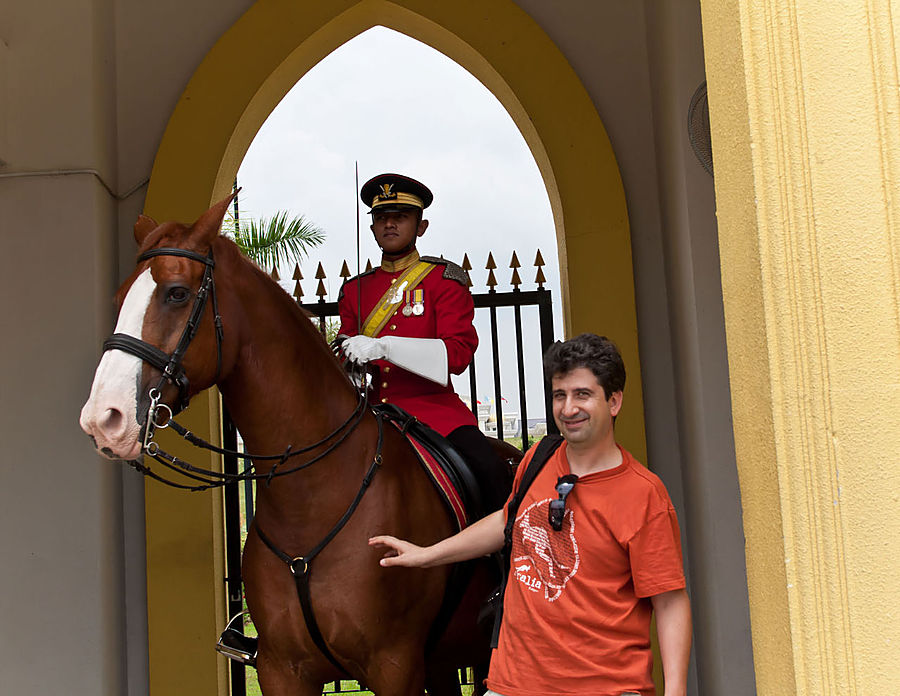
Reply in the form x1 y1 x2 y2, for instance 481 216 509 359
369 334 692 696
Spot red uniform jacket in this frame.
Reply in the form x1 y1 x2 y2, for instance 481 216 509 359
338 254 478 436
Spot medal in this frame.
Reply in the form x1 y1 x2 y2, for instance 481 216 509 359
401 289 414 316
412 288 425 316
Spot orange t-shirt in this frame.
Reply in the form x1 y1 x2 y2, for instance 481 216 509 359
486 442 685 696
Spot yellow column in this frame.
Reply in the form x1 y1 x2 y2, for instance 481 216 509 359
143 392 227 696
701 1 900 693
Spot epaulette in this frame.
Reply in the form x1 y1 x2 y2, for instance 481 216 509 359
420 255 468 286
337 268 376 302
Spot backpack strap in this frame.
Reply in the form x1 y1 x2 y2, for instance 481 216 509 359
490 434 564 648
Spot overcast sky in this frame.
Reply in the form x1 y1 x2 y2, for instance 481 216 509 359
236 27 561 428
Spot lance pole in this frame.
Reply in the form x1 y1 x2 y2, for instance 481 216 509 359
356 162 361 335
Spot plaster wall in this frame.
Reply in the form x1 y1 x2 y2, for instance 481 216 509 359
702 0 900 692
0 3 124 694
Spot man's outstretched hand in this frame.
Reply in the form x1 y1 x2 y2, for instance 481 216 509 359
368 535 433 568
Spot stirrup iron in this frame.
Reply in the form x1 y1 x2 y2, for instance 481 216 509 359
216 611 258 667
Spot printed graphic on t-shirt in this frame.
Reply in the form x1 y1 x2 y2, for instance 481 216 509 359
511 498 580 602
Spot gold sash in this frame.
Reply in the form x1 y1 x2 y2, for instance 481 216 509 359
361 260 435 337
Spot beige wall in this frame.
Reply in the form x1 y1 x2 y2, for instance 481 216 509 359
0 1 123 693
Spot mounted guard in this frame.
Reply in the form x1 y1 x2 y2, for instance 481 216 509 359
339 173 512 513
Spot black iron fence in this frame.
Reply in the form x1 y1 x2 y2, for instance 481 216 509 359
223 253 556 695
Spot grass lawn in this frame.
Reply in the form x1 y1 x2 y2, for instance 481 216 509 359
242 670 476 695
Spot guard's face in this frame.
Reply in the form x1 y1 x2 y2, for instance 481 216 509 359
371 208 428 257
551 367 622 448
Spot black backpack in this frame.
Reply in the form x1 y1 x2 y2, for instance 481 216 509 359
490 434 564 648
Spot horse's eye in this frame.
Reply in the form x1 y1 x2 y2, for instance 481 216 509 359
167 287 190 304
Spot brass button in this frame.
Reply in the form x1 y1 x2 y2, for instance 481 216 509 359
390 324 397 330
384 366 390 373
380 397 388 403
381 382 388 388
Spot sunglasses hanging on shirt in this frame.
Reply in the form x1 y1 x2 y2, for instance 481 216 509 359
549 474 578 531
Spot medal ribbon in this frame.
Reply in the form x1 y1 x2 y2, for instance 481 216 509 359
361 260 435 336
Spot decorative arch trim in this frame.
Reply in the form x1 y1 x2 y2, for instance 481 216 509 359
143 2 642 692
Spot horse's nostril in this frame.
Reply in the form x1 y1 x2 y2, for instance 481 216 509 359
102 408 124 432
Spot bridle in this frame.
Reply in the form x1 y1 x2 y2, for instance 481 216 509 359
100 245 371 491
103 247 222 417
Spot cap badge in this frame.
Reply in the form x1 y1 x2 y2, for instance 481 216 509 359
378 183 398 201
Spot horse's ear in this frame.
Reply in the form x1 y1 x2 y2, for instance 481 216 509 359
192 191 239 245
134 215 158 245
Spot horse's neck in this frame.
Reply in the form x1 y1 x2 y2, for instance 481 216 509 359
216 254 359 464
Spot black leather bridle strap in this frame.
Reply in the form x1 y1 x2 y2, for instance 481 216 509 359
103 333 171 374
157 250 217 406
102 247 220 412
139 247 215 267
253 414 385 677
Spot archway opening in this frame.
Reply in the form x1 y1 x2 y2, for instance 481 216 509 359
236 25 562 441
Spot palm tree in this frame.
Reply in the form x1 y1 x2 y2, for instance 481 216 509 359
222 190 335 340
225 209 325 271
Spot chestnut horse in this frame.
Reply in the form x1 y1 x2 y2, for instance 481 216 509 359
79 195 518 695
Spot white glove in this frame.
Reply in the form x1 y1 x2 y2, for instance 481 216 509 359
342 335 449 387
342 335 387 364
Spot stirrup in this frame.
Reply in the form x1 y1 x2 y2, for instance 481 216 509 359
216 611 258 667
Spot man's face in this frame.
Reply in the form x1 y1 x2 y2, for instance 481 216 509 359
370 208 428 257
551 366 622 448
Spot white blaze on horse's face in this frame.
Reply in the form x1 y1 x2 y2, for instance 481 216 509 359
79 268 157 460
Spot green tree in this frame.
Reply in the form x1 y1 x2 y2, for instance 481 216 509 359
224 209 325 272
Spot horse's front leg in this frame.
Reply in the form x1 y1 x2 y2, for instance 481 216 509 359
365 644 427 696
255 648 323 696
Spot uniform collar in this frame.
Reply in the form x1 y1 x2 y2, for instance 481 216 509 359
381 249 420 273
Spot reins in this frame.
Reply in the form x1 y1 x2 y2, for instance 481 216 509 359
135 379 369 492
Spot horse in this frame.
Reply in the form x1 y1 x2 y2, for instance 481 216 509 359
79 194 522 696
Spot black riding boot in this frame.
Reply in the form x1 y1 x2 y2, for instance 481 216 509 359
446 425 514 515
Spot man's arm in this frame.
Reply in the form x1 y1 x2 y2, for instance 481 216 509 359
369 508 505 568
651 588 692 696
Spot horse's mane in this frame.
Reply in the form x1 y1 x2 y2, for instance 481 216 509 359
210 234 339 355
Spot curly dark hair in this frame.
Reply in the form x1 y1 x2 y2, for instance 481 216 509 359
542 333 626 399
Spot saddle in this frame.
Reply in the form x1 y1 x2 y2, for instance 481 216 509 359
373 402 485 527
